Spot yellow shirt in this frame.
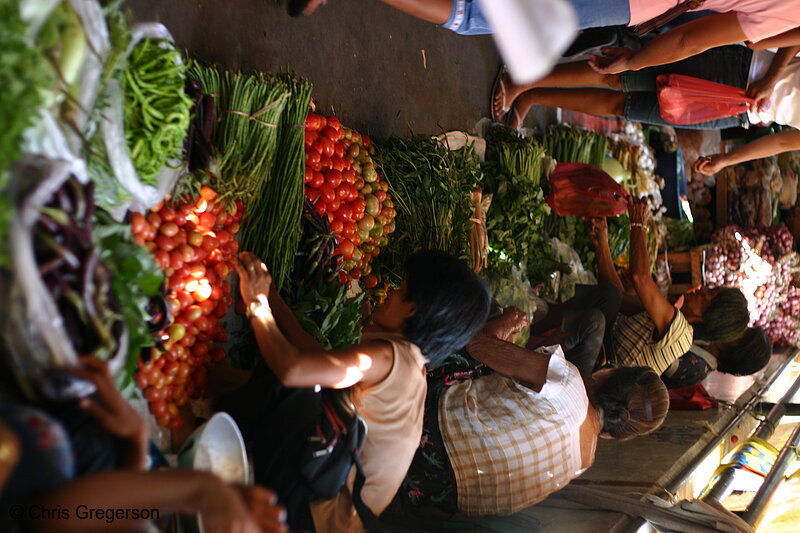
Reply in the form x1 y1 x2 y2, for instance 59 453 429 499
612 308 694 375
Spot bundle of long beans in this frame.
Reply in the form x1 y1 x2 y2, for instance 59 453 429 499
239 73 312 291
540 125 607 167
372 135 482 285
186 61 289 207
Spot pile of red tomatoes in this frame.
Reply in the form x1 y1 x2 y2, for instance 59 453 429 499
303 113 396 287
130 185 243 428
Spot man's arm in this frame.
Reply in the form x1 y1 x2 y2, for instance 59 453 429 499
591 13 747 74
588 217 644 314
467 335 551 392
627 198 677 336
694 130 800 175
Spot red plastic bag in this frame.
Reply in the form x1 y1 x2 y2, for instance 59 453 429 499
546 162 629 217
656 74 755 125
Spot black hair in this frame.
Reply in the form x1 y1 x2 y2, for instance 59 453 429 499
595 367 669 441
693 287 749 343
402 250 491 367
716 327 772 376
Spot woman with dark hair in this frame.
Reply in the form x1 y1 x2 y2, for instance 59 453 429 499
661 327 772 388
230 249 491 533
391 326 669 517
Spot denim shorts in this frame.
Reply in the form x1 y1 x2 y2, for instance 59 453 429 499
620 45 754 129
442 0 630 35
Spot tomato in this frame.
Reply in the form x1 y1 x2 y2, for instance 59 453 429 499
155 235 176 252
193 283 213 303
199 212 216 229
189 264 206 279
150 400 167 417
321 125 342 142
306 113 326 131
333 143 345 159
327 198 341 213
200 185 218 201
342 168 356 185
351 197 366 213
167 250 184 270
320 138 335 158
184 305 202 322
305 130 319 147
146 212 162 229
315 201 327 216
350 232 362 246
305 186 320 202
337 238 355 260
349 267 362 280
330 219 344 234
342 220 357 236
364 274 379 289
153 249 168 269
324 169 342 188
335 183 350 201
338 271 348 285
131 212 146 234
361 135 371 149
199 299 215 315
318 185 336 204
326 116 341 130
304 167 314 183
214 262 231 278
306 148 321 166
335 203 352 222
375 189 387 203
201 235 218 252
311 139 325 156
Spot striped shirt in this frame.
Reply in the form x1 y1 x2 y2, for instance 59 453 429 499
438 345 589 515
612 308 693 375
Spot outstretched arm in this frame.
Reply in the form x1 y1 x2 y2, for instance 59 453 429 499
627 198 677 335
590 13 746 74
236 252 392 389
694 130 800 175
748 28 800 49
587 218 644 314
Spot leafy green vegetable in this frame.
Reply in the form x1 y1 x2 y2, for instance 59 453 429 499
289 279 364 350
94 210 164 390
372 134 482 286
0 0 55 266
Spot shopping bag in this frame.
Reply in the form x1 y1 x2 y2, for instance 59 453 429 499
656 74 755 125
545 162 629 217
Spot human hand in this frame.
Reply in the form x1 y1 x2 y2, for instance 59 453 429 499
235 252 272 308
627 196 650 225
68 356 148 445
199 475 265 533
482 306 529 342
586 217 609 249
589 47 636 74
745 77 774 113
693 153 729 176
235 485 288 533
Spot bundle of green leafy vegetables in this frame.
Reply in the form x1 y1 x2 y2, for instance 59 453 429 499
288 279 365 350
0 0 57 267
372 134 483 286
481 125 559 286
94 210 164 390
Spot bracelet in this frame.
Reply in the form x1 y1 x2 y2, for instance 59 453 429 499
630 222 647 230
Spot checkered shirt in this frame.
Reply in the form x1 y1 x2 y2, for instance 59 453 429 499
439 346 588 515
612 308 694 375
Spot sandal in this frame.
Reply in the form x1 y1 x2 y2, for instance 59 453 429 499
491 64 511 122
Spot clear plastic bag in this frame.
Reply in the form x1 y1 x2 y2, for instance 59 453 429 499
657 74 755 126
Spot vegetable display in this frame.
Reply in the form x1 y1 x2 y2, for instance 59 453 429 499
301 113 395 286
123 38 193 184
187 61 289 207
131 186 243 428
239 74 312 291
703 225 800 346
372 134 482 286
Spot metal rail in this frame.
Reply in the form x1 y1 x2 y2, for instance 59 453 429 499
741 422 800 526
616 350 798 533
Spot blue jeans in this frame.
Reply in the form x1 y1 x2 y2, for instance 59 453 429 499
442 0 630 35
621 45 753 129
